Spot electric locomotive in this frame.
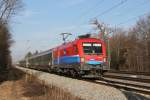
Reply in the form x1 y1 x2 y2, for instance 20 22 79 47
19 35 108 78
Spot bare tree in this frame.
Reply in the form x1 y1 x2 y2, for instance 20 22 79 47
110 28 127 70
127 15 150 72
0 0 22 71
110 15 150 72
0 22 13 70
0 0 22 24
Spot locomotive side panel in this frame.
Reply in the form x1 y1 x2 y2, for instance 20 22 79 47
52 41 81 73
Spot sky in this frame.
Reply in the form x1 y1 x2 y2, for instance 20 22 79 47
10 0 150 62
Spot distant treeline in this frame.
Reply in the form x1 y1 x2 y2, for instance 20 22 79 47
110 15 150 72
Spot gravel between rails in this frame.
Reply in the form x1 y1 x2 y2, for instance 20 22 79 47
16 66 128 100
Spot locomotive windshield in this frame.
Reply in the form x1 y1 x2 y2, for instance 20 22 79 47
82 43 102 55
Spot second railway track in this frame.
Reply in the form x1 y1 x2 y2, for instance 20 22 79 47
85 72 150 95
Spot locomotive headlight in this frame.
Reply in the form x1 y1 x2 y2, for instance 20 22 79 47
103 58 106 62
81 57 85 63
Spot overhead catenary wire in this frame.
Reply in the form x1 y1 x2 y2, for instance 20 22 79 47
90 0 150 31
116 11 150 26
73 0 128 31
72 0 105 31
66 0 148 36
78 0 105 19
93 0 128 18
111 0 150 21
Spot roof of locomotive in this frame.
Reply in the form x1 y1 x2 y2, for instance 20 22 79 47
76 38 104 42
53 38 104 49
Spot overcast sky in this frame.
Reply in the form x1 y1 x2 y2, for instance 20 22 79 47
10 0 150 62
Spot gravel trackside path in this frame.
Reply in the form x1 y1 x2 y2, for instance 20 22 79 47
16 66 127 100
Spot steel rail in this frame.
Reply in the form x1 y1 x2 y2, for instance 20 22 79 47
88 79 150 95
107 70 150 76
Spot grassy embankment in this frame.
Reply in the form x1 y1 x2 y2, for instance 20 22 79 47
0 67 82 100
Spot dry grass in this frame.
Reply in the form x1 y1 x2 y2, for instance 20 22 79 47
0 68 82 100
23 73 82 100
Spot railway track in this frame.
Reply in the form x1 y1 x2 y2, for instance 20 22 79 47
17 66 150 95
108 70 150 76
85 71 150 95
104 71 150 83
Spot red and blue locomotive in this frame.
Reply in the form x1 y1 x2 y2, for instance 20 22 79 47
20 35 109 78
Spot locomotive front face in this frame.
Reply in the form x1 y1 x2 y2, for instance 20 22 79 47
82 42 104 63
78 39 108 77
80 42 106 67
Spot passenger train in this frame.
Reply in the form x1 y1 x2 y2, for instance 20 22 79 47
19 35 109 78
